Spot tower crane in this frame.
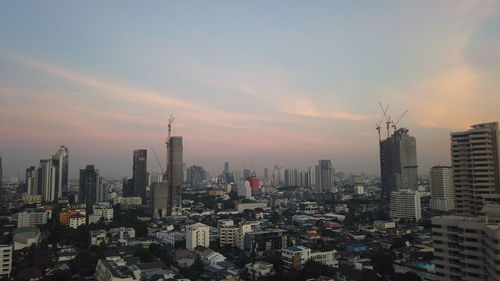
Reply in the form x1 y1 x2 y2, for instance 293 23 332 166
150 147 165 175
376 104 389 142
164 114 175 180
391 110 408 131
378 102 391 138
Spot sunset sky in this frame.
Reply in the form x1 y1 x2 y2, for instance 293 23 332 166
1 1 500 179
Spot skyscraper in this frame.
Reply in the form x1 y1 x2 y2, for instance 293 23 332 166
316 160 334 192
167 136 183 215
26 166 37 195
52 145 69 198
186 165 205 189
79 165 105 212
451 122 500 216
430 165 454 211
39 159 56 202
380 128 418 199
0 154 3 205
132 149 147 203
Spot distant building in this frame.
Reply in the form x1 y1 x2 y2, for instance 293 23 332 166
110 227 135 241
380 128 418 199
112 196 142 206
132 149 148 202
430 165 454 211
389 190 421 220
90 230 108 246
25 166 37 195
150 181 169 218
316 160 335 192
237 180 252 199
89 203 113 224
246 261 274 279
186 223 210 251
79 165 106 213
246 176 260 192
167 136 183 215
52 145 69 197
186 165 206 189
236 202 268 213
244 229 287 257
0 245 12 277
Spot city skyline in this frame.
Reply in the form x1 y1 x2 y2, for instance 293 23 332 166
2 1 500 178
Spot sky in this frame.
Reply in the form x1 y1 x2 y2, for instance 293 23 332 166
1 0 500 179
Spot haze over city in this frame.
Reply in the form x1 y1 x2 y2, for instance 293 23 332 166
2 0 500 178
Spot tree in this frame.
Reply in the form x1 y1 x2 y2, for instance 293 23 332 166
372 248 395 276
134 247 155 262
69 251 99 277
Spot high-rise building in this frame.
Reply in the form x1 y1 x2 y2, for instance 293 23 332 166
264 168 269 180
223 161 234 183
39 159 56 202
186 165 205 189
52 145 69 198
237 180 252 199
132 149 147 203
272 165 283 186
186 223 210 250
0 154 3 204
167 137 183 215
26 166 37 195
451 122 500 216
79 165 105 212
243 169 252 179
150 181 169 218
380 128 418 199
316 160 335 192
430 165 454 211
389 190 421 220
432 205 500 281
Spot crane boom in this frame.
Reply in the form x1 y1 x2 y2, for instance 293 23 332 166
392 110 408 130
150 147 164 174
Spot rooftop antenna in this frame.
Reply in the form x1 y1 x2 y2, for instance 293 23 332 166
376 104 389 142
391 110 408 131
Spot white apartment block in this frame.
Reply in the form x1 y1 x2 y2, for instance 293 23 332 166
69 215 86 229
155 231 185 246
186 223 210 251
90 230 108 246
432 204 500 281
282 246 338 270
430 165 454 211
451 122 500 216
389 190 422 220
89 203 114 224
0 245 12 277
17 209 49 228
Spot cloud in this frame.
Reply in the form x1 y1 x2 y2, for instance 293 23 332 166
279 98 372 121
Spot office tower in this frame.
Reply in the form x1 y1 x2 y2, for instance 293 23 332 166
0 244 12 277
451 122 500 216
389 190 421 220
264 168 269 180
52 145 69 198
186 223 210 250
132 149 147 202
186 165 205 189
122 178 133 197
430 165 454 211
79 165 105 212
272 165 283 186
432 204 500 281
223 161 234 183
39 159 57 202
167 136 183 215
316 160 335 192
380 128 418 199
26 166 37 195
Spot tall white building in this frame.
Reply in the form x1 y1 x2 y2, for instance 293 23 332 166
389 190 421 220
17 209 49 228
430 165 454 211
237 180 252 199
451 122 500 216
0 245 12 277
39 159 57 202
186 223 210 250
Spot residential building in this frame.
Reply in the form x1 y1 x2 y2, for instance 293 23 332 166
432 204 500 281
112 196 142 206
237 180 252 199
26 166 37 195
380 128 418 199
186 223 210 250
69 215 86 229
244 229 287 257
89 203 114 224
155 231 185 246
389 190 422 220
236 202 268 213
79 165 106 213
451 122 500 216
132 149 147 202
95 256 140 281
110 227 135 241
430 165 454 211
52 145 69 198
0 245 12 277
246 261 274 279
282 246 338 269
17 209 48 228
90 230 109 246
316 160 335 192
59 209 86 225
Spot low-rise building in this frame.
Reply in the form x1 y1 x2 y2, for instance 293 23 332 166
155 231 185 246
282 246 337 269
90 230 109 246
89 203 114 224
69 215 86 229
110 227 136 241
13 227 40 250
17 209 49 228
244 229 287 257
246 261 274 279
235 202 268 213
186 223 210 251
95 256 140 281
112 196 142 206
